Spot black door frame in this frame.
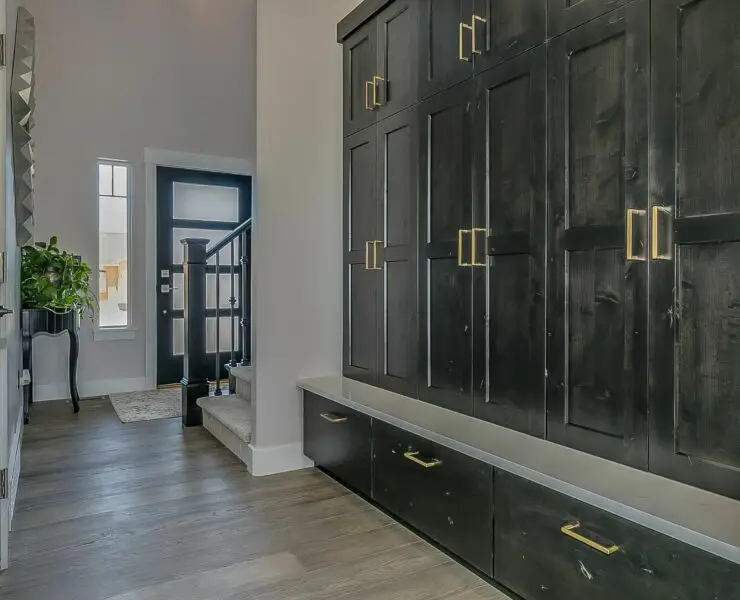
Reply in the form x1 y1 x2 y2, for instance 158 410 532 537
156 166 252 386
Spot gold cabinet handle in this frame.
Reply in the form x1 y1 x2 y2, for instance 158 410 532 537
561 522 619 555
372 75 385 108
471 228 487 267
372 240 382 270
364 80 374 111
652 205 673 261
458 229 472 267
626 208 647 261
365 241 373 270
471 15 487 55
403 451 442 468
320 412 348 424
459 22 473 62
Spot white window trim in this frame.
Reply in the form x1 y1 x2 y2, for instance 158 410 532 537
96 158 135 336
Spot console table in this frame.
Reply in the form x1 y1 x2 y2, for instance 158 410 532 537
22 308 80 423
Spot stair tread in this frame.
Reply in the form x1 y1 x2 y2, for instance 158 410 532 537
227 364 253 383
197 394 252 442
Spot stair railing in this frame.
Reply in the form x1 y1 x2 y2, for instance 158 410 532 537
180 218 252 426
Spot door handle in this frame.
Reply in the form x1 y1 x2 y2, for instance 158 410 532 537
372 240 383 271
626 209 647 261
364 80 374 111
471 228 487 267
651 205 673 261
458 229 472 267
0 306 12 317
403 451 442 468
459 22 473 62
561 522 619 555
471 15 487 55
372 75 385 108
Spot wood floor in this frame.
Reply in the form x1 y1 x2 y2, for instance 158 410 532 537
0 398 510 600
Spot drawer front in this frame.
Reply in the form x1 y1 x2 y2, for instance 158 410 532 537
372 420 493 576
303 392 371 496
495 471 739 600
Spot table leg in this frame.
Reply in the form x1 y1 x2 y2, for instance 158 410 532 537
68 328 81 413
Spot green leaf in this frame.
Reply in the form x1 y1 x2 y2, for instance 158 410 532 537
49 235 58 246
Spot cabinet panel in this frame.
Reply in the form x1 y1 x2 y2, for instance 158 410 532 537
343 21 378 136
376 0 418 120
472 0 546 72
419 82 476 415
495 470 740 600
344 128 379 384
474 48 546 436
419 0 474 100
376 108 418 397
549 0 630 37
548 3 649 468
650 0 740 500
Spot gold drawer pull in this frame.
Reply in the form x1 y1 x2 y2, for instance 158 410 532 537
372 75 385 108
626 208 647 261
459 22 473 62
403 451 442 468
458 229 472 267
471 15 487 55
471 228 487 267
561 522 619 555
651 205 673 261
320 413 347 424
364 80 374 111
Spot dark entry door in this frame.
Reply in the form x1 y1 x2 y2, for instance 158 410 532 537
156 167 251 386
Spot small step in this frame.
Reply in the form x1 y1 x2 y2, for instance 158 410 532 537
226 364 253 399
197 395 252 467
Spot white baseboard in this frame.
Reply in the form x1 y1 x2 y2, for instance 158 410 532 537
8 408 23 529
248 442 314 477
32 377 151 402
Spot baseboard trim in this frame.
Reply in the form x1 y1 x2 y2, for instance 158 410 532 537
32 377 151 402
8 407 23 529
248 442 314 477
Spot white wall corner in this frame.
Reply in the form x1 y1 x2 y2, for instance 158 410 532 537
32 377 151 402
247 442 314 477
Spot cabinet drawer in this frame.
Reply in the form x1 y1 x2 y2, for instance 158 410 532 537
303 392 371 496
494 471 739 600
372 420 493 576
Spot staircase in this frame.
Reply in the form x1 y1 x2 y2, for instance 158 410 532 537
181 221 254 469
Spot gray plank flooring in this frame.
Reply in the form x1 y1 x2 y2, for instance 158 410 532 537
0 398 511 600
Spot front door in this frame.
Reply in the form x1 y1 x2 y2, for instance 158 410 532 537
156 167 251 386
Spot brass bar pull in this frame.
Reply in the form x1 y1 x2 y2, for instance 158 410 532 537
403 451 442 468
561 522 619 555
652 205 673 261
471 15 487 55
459 22 473 62
458 229 472 267
471 228 487 267
320 413 348 424
372 75 385 108
365 241 372 270
371 240 383 271
626 208 647 261
364 80 374 111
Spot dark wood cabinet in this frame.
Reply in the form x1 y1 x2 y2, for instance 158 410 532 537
495 470 740 600
472 47 547 436
343 127 379 384
303 392 372 496
549 0 631 37
418 81 477 415
471 0 546 73
372 419 494 576
343 21 378 136
547 2 650 469
649 0 740 500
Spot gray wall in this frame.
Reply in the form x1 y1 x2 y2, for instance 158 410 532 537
252 0 360 470
22 0 257 396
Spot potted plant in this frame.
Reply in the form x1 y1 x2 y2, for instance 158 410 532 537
21 236 96 319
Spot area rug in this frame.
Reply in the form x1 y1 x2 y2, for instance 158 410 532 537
110 388 181 423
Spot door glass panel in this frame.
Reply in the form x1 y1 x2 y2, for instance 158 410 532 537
172 227 236 266
172 182 240 222
172 316 238 356
172 273 240 310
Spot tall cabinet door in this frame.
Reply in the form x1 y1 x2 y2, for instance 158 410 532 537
549 0 631 37
419 82 476 415
650 0 740 501
343 127 379 384
376 0 418 121
473 47 547 436
471 0 546 73
375 108 418 397
547 2 650 469
419 0 474 100
343 21 378 136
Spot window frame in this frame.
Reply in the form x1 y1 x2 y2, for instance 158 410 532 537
95 158 135 338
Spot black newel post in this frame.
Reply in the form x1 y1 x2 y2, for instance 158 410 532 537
240 231 252 365
181 238 210 427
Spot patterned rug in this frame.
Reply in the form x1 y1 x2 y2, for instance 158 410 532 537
110 388 181 423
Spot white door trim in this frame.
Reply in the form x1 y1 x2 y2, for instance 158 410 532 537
144 148 254 390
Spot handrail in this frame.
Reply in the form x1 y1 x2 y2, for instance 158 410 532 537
207 217 253 258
